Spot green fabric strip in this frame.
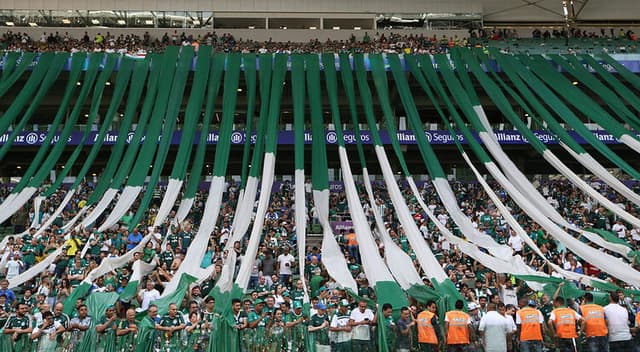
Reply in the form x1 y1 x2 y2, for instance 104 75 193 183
264 54 288 154
598 53 640 91
490 49 640 179
126 47 180 187
25 54 104 190
475 49 586 154
306 55 328 189
170 46 212 180
240 54 257 190
455 49 549 155
351 54 383 147
523 54 637 141
212 53 241 177
580 54 640 117
45 54 119 195
367 54 411 175
5 53 83 191
549 54 640 131
292 55 306 171
1 52 19 82
86 57 153 204
247 54 273 179
333 54 367 168
450 49 482 106
183 53 225 199
130 47 195 228
64 57 135 195
0 51 37 98
0 53 69 162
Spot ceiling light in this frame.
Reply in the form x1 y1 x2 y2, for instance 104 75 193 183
237 88 243 92
91 19 100 25
105 81 111 86
16 166 22 169
61 19 71 24
248 26 255 29
572 81 579 85
145 20 154 25
309 26 317 30
354 26 362 30
28 22 38 27
5 21 14 26
332 26 341 30
117 20 126 25
76 81 82 86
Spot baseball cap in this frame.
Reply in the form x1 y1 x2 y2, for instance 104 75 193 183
293 301 303 309
527 299 537 307
339 299 350 307
467 302 479 310
315 303 327 310
254 299 265 305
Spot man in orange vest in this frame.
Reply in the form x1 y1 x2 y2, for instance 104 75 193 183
580 293 608 352
345 228 360 264
416 300 443 352
516 299 546 352
445 300 474 352
548 296 583 352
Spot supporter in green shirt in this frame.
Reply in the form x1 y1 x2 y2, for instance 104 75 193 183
116 308 139 352
309 303 331 351
247 299 270 349
157 303 186 351
2 303 32 352
96 305 118 352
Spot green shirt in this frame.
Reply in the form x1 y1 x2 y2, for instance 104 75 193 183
310 314 330 345
159 314 184 327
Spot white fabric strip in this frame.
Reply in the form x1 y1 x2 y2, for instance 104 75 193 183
97 185 143 232
313 188 358 293
619 134 640 155
153 178 183 227
362 166 423 289
9 247 65 289
79 188 119 229
162 176 226 296
294 169 310 301
235 153 277 291
0 187 38 225
563 144 640 207
337 147 395 285
482 160 640 285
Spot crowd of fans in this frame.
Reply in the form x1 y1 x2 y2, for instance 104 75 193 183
0 26 637 56
1 173 640 351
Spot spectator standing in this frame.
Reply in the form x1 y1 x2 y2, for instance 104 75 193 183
276 246 295 287
580 292 608 352
516 300 546 352
604 291 633 352
349 299 374 351
479 302 512 352
417 300 442 352
548 296 582 352
445 300 474 352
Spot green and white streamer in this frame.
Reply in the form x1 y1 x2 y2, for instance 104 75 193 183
154 46 212 226
163 53 242 296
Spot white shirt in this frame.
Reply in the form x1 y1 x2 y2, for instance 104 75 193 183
508 235 523 252
138 289 161 310
499 287 518 307
349 308 374 340
6 259 22 279
479 311 511 352
604 303 632 342
277 253 295 275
